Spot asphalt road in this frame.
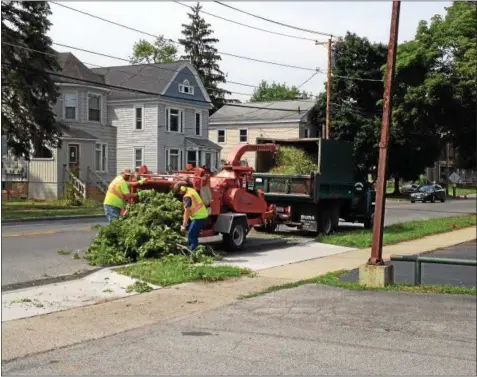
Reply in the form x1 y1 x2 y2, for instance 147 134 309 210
3 285 475 375
2 199 475 288
342 239 477 287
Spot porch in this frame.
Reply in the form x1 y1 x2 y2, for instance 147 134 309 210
184 137 222 172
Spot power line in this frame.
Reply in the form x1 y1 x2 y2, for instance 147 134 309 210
1 60 306 112
213 1 333 37
173 1 317 42
3 41 255 97
50 1 319 72
297 71 319 89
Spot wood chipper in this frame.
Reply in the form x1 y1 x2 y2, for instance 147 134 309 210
125 143 279 250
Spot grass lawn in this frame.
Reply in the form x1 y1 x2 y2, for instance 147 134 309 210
239 270 476 300
2 200 103 220
116 255 253 287
317 215 476 249
456 187 477 196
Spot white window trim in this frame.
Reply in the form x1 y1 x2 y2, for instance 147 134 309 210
63 90 79 121
165 107 184 133
178 79 194 95
165 147 184 171
239 128 248 144
87 92 102 123
217 129 226 144
133 147 145 169
95 142 108 173
133 105 145 131
195 111 202 137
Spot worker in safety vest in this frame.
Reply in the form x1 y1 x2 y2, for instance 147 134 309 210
175 184 209 251
104 168 146 223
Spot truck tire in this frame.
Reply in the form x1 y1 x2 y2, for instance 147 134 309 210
223 223 247 251
318 210 333 235
330 206 340 231
363 213 374 230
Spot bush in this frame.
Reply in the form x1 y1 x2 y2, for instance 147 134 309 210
269 146 317 174
86 190 215 266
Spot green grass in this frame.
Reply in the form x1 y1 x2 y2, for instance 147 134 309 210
317 215 476 249
239 270 477 300
2 199 102 220
116 255 254 287
456 187 477 196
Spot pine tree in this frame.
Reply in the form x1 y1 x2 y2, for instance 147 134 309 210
1 1 61 158
179 2 230 114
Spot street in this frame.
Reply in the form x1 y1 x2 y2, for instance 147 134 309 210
2 199 475 289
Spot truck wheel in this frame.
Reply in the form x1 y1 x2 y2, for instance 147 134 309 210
318 211 333 235
330 206 340 231
363 213 374 230
223 223 246 251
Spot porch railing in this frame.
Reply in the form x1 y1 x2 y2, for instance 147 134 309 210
64 166 86 200
87 166 108 194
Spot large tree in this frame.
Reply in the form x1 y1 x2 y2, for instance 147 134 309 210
250 80 311 102
2 1 60 159
130 35 178 64
178 2 230 114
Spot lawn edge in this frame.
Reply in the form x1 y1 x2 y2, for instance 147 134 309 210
1 213 104 224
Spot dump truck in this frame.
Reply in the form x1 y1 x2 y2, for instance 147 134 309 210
252 138 375 234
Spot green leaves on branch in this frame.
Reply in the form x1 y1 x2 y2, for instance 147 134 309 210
250 80 311 103
130 36 178 64
86 190 213 266
269 147 317 174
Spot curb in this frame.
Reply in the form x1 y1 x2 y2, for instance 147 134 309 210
1 214 104 225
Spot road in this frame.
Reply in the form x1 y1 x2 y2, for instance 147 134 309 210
3 284 475 375
2 199 475 288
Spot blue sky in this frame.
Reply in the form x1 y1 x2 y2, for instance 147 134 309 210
49 1 450 101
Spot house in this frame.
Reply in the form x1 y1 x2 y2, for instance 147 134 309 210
90 61 221 175
208 100 319 169
2 54 221 201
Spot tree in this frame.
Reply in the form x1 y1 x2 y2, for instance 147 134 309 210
129 35 178 64
1 1 61 159
250 80 311 102
178 2 230 114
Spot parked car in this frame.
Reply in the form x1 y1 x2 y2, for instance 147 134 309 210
401 183 419 194
409 184 446 203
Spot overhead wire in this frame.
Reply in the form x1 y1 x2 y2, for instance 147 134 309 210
49 1 319 72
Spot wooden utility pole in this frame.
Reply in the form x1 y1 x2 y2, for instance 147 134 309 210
368 0 401 265
325 38 332 139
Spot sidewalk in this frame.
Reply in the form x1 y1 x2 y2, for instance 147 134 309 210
2 227 476 362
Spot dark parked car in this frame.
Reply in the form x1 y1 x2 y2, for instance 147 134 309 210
409 184 446 203
401 183 419 194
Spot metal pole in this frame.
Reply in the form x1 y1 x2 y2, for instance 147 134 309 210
326 38 332 139
368 0 401 265
445 141 450 195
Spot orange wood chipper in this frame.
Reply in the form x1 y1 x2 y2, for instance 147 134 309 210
125 143 279 250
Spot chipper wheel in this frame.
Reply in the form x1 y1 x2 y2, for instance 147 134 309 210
223 223 247 251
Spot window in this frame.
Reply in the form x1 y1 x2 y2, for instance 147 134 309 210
64 92 77 120
88 93 101 122
134 147 144 168
187 150 198 168
166 148 183 172
304 128 310 138
195 111 202 136
217 129 226 143
239 129 248 143
134 106 143 130
178 79 194 95
95 143 108 172
166 108 183 133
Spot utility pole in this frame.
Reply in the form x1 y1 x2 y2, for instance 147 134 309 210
325 38 332 139
368 0 401 265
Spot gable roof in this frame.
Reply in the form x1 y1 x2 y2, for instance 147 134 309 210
56 52 105 85
59 125 97 140
209 100 317 124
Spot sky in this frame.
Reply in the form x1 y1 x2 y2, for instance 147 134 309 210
48 1 451 102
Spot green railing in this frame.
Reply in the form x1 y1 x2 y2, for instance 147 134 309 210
390 255 477 285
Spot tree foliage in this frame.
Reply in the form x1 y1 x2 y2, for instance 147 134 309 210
1 1 61 158
178 2 230 114
129 35 178 64
250 80 311 102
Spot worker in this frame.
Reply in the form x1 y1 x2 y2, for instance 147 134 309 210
104 168 146 223
175 184 209 251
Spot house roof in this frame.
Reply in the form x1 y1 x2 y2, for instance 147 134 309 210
210 100 316 124
59 125 97 140
56 52 105 85
185 137 222 150
91 61 186 100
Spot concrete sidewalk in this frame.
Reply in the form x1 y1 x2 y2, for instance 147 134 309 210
2 227 476 362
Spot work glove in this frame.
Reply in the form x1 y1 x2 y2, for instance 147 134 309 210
180 225 187 234
138 178 147 185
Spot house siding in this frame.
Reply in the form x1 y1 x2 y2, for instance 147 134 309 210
163 67 208 103
110 103 158 173
208 123 300 169
28 150 58 200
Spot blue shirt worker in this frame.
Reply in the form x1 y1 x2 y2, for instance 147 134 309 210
175 184 209 251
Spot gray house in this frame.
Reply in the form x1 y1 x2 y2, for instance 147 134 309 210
91 61 221 175
2 54 221 201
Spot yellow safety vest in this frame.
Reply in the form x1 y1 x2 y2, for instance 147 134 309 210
184 187 208 220
104 176 130 209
